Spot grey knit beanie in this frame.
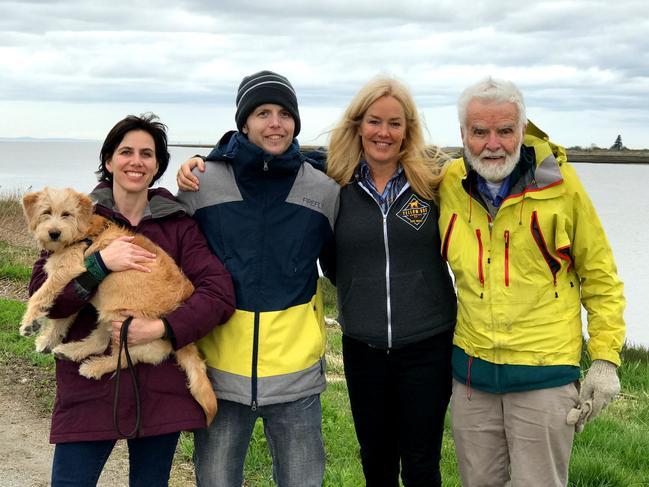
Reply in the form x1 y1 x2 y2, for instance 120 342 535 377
235 70 301 137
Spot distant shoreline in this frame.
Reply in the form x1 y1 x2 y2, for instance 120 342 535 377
438 148 649 164
560 152 649 164
168 144 649 164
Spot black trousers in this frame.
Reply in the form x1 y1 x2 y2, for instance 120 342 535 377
342 329 453 487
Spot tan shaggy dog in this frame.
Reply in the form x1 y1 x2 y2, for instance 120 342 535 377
20 187 216 425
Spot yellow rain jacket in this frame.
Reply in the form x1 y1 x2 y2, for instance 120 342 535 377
439 123 625 367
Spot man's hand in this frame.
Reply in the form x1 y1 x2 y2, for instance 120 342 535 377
567 359 620 431
176 157 205 191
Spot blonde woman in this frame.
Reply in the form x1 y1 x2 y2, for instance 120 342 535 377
322 76 456 487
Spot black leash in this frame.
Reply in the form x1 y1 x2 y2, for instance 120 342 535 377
112 316 141 438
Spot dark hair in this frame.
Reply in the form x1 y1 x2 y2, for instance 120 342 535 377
96 113 170 187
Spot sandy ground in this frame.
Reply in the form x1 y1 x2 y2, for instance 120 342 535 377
0 360 194 486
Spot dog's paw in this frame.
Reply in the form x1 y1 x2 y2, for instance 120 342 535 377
34 335 53 354
20 317 48 337
19 324 33 337
53 351 71 361
20 322 39 337
35 331 64 354
78 360 106 380
52 345 75 362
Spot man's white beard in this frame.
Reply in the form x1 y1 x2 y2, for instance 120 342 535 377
465 140 522 183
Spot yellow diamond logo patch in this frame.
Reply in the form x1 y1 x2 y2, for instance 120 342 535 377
397 195 430 230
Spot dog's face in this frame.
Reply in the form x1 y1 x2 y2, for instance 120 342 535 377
22 187 95 252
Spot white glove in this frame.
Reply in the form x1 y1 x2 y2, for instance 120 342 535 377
566 360 620 432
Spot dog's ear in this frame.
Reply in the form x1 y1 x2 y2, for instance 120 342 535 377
75 191 95 232
22 191 41 231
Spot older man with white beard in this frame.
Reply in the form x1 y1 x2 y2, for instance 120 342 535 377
438 77 625 487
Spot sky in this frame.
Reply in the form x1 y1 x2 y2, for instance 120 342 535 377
1 0 648 148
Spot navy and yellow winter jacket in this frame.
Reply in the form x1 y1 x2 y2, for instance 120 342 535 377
178 132 340 407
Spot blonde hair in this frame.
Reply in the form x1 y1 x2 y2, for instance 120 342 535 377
327 76 448 201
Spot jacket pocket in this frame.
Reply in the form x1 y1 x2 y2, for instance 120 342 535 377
55 360 112 409
476 228 484 288
338 276 387 340
390 270 455 341
553 213 573 271
530 211 561 285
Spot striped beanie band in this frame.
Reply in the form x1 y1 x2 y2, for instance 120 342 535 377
235 70 301 136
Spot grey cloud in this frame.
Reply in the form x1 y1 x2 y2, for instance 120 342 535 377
0 0 647 146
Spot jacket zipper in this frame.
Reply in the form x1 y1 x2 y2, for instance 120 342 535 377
252 171 271 410
476 228 484 293
381 213 393 347
441 213 457 261
251 311 260 410
504 230 510 287
358 180 410 349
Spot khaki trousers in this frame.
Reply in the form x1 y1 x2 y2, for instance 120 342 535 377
451 379 578 487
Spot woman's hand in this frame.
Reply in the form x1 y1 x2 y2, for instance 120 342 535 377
176 157 206 191
112 315 166 347
99 236 156 273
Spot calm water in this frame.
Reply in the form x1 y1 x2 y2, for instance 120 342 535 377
0 140 204 194
1 140 647 346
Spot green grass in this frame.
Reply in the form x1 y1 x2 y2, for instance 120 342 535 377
0 241 36 280
0 261 32 281
321 277 337 318
568 345 649 486
0 298 53 368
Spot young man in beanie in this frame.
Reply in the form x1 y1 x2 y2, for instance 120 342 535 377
177 70 340 487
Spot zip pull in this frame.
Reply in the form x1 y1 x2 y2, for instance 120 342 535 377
475 228 484 287
504 230 510 287
251 400 258 411
263 160 269 171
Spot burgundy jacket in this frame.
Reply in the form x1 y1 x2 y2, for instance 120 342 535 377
29 184 235 443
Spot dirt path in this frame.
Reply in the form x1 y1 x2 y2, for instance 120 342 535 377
0 361 194 486
0 369 53 486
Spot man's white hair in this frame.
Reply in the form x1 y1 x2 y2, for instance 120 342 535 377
457 77 527 131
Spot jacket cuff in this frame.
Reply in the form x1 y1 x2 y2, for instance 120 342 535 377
74 252 111 296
